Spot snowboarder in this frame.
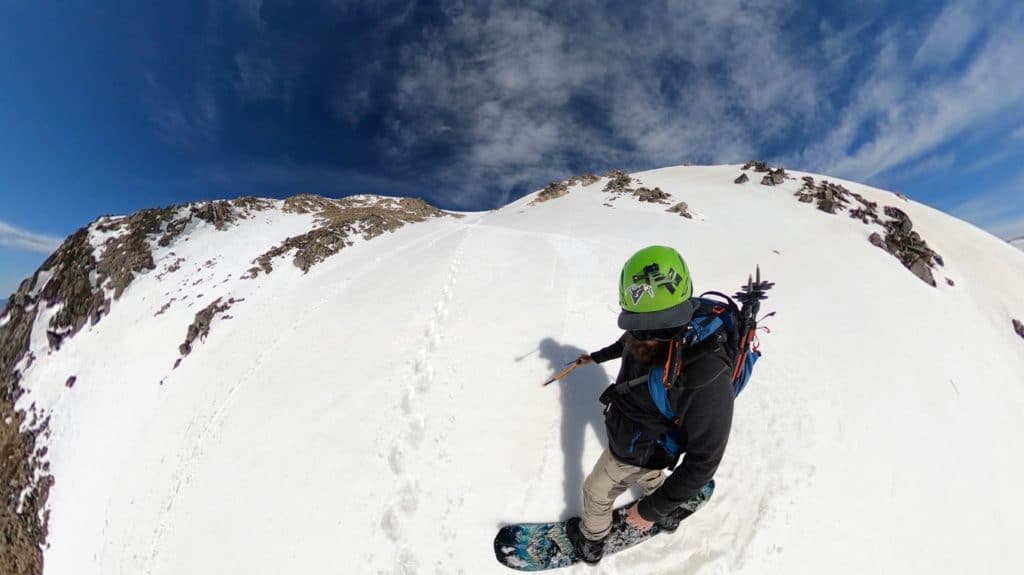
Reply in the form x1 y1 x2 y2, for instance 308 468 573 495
564 245 735 564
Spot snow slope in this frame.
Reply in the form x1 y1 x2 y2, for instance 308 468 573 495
14 165 1024 575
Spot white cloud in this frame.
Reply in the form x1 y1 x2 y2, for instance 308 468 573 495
888 152 958 182
795 3 1024 182
912 0 982 69
0 220 63 255
948 169 1024 239
379 0 823 205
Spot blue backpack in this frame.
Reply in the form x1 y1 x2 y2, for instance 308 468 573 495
678 292 759 398
602 269 773 427
642 283 772 432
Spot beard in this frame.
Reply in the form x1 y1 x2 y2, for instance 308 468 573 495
622 332 670 365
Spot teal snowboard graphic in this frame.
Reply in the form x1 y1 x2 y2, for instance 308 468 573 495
493 481 714 571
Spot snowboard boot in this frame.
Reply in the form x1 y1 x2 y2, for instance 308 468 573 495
565 517 606 564
655 506 694 534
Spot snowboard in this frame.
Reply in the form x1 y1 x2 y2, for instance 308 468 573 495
493 480 714 571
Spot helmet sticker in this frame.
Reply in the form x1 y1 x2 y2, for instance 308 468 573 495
627 263 683 305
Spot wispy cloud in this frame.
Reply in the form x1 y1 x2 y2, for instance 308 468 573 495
374 0 821 206
796 1 1024 182
888 152 958 182
949 168 1024 239
912 0 983 69
140 0 1024 218
0 220 63 254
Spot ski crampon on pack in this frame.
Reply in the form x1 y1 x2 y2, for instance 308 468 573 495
492 482 714 571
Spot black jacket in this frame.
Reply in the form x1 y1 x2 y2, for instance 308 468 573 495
590 331 734 521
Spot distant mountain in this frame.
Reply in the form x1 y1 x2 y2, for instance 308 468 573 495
1011 236 1024 251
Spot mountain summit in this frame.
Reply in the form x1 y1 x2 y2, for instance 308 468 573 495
3 164 1023 575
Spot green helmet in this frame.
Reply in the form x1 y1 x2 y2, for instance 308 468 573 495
617 245 696 330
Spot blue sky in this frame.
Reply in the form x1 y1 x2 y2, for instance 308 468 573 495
2 0 1023 300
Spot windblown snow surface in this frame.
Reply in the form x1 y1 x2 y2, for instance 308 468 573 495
14 165 1024 575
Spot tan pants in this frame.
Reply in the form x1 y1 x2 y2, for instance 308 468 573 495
580 449 666 540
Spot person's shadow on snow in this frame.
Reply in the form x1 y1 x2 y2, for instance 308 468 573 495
537 337 610 521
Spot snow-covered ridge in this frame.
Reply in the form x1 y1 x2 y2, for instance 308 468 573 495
0 193 455 575
3 164 1024 575
1011 236 1024 251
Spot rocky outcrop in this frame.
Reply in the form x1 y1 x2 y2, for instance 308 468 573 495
761 167 787 186
602 170 672 205
0 197 279 575
734 173 749 184
532 181 570 204
666 201 693 219
742 160 771 172
529 174 600 205
1014 319 1024 339
175 297 243 367
875 206 945 287
790 177 944 287
567 174 600 188
603 170 635 194
794 178 859 214
249 195 452 278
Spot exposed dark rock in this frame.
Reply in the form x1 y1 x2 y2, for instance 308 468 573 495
531 174 601 205
793 177 944 287
742 160 770 172
251 195 452 278
532 181 570 204
946 278 955 287
794 178 852 214
177 297 243 359
65 376 76 389
601 170 672 204
566 174 600 187
0 281 52 575
1013 319 1024 339
760 167 787 186
0 196 277 575
154 299 175 317
909 256 937 287
869 232 886 249
667 202 693 218
602 170 634 193
734 173 749 184
634 187 671 204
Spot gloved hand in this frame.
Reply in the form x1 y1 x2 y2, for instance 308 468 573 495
573 354 594 365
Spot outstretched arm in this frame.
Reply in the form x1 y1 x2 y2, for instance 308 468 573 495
588 335 625 364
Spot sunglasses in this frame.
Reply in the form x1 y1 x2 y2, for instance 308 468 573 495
629 326 686 341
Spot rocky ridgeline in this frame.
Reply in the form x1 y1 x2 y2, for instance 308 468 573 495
530 170 695 217
734 163 946 288
530 173 601 205
737 160 788 186
602 170 672 204
0 196 278 575
244 195 453 277
0 193 451 575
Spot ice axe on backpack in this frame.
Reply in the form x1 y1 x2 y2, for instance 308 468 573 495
731 266 775 382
